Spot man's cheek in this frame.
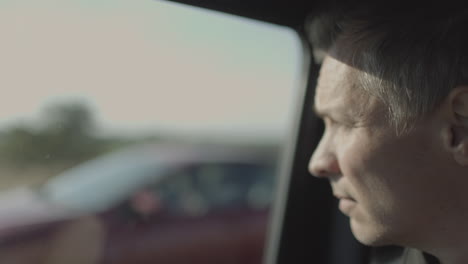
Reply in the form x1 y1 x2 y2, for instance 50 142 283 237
341 140 373 177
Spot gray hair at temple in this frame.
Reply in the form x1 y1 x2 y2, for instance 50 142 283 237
307 6 468 134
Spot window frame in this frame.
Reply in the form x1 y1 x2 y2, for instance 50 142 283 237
159 1 372 263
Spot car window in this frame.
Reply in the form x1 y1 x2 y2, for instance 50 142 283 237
152 168 208 216
193 163 275 210
147 163 274 217
0 1 303 263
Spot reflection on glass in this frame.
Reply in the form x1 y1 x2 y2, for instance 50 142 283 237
0 0 302 263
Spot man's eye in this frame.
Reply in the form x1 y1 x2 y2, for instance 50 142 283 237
341 119 360 128
341 123 355 130
325 118 357 131
324 118 351 127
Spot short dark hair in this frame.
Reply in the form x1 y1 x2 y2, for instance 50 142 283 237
308 6 468 134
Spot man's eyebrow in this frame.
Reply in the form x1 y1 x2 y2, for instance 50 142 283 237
313 104 354 122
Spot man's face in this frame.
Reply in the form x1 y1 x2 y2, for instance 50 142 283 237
309 55 454 246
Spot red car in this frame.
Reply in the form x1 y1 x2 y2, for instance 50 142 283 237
0 143 278 264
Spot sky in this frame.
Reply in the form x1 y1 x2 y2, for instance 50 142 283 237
0 0 303 142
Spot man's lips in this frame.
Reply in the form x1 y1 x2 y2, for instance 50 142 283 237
333 193 355 201
334 194 356 215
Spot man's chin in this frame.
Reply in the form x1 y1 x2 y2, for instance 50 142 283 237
350 218 392 247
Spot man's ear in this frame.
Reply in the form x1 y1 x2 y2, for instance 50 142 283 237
447 86 468 166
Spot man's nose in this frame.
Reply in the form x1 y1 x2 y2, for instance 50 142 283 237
308 139 340 178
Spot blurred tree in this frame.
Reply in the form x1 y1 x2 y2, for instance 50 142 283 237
38 102 98 163
0 102 109 166
42 102 95 139
0 126 37 165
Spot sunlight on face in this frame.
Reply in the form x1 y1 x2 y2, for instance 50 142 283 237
310 56 454 247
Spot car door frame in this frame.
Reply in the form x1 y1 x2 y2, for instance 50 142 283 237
159 1 371 263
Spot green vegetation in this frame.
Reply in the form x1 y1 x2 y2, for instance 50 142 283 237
0 102 133 168
0 101 280 189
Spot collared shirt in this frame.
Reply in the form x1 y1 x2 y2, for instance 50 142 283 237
371 247 440 264
402 248 439 264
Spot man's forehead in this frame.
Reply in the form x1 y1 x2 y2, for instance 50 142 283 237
319 56 352 84
315 56 356 111
314 55 382 122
